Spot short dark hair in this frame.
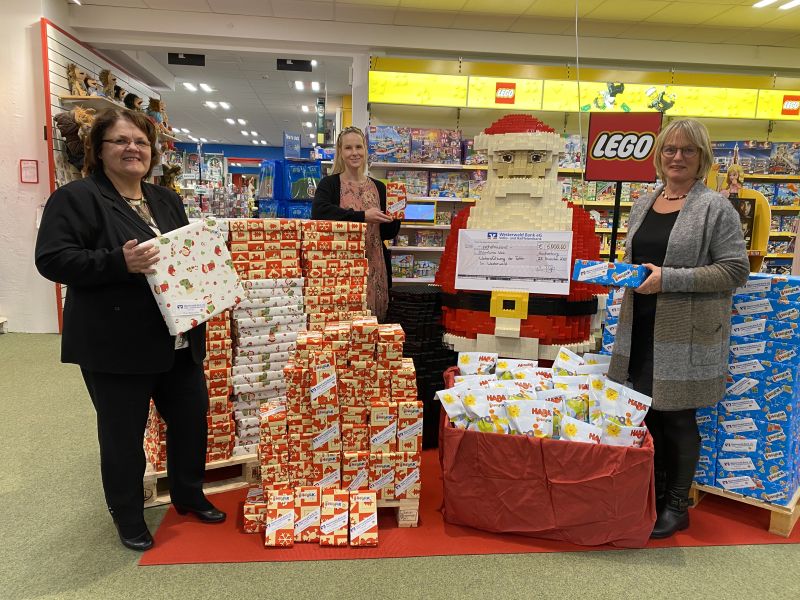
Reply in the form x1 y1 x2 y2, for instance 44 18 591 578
83 108 160 178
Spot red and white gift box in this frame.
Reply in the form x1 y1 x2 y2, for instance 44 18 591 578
264 488 295 547
369 452 396 501
243 485 268 534
294 486 321 543
349 490 379 547
319 489 349 547
343 451 371 492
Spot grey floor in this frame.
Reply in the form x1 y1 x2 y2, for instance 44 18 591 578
2 332 799 600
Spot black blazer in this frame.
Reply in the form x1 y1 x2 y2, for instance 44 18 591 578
311 174 401 287
35 171 206 374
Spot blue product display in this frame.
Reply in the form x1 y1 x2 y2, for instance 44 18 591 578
284 161 321 200
257 160 276 200
278 200 312 219
572 260 648 287
257 199 279 218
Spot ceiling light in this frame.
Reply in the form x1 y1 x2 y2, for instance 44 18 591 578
188 136 198 142
753 0 779 6
260 140 267 145
304 121 313 127
252 140 259 145
294 81 304 91
70 0 82 5
199 137 207 142
301 105 309 112
250 131 258 136
241 130 249 136
309 134 315 139
311 60 318 67
199 83 213 92
237 118 246 125
778 0 800 8
225 118 235 125
205 101 217 109
219 102 230 110
182 82 197 92
180 128 190 133
311 81 320 92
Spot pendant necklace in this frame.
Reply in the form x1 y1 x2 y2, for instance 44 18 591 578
662 190 688 201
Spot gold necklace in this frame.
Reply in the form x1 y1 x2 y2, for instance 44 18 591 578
662 190 688 201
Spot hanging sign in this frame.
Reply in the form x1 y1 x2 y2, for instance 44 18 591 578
316 97 326 145
283 131 301 158
584 112 662 182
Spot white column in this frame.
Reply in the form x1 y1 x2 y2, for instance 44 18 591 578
351 54 370 132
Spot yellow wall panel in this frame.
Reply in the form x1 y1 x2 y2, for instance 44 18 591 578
467 77 543 110
369 71 468 106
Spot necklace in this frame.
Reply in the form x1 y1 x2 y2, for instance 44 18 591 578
122 195 144 206
662 190 689 201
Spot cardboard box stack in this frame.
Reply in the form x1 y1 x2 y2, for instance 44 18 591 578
228 218 306 457
694 273 800 506
300 221 370 331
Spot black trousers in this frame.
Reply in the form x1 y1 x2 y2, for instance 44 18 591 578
643 408 701 499
81 349 209 527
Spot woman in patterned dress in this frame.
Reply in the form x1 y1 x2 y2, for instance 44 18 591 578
312 127 401 321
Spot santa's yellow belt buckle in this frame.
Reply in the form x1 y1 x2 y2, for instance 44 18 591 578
489 290 529 320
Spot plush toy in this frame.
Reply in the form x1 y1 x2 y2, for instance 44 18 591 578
99 70 117 97
124 93 144 111
67 63 88 96
160 163 183 195
53 106 96 171
113 85 128 103
84 75 102 97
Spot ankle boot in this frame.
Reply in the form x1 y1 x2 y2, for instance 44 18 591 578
650 492 689 539
655 469 667 514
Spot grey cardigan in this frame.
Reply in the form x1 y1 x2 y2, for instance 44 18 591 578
607 180 750 410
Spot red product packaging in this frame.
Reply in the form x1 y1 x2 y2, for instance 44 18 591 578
243 485 268 534
368 451 396 501
394 452 421 500
294 486 321 542
302 221 366 234
319 489 350 546
397 401 424 453
349 490 379 547
342 451 371 492
342 423 370 452
264 488 295 547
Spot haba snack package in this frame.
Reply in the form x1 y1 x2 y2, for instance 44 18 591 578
563 388 590 423
574 363 609 377
495 358 539 380
620 386 652 427
537 389 566 437
453 374 497 387
457 352 498 375
587 374 608 426
553 346 584 376
436 384 469 428
594 379 652 428
463 389 510 434
583 353 612 366
552 375 589 391
560 415 603 445
506 400 554 438
601 418 648 447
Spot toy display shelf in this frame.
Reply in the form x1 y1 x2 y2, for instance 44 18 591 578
745 173 800 182
394 277 435 283
770 206 800 212
595 227 628 233
765 253 794 259
769 231 797 237
390 246 445 252
60 94 121 111
578 201 634 208
370 161 485 171
409 196 476 203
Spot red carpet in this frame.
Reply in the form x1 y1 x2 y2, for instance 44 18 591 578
140 449 799 566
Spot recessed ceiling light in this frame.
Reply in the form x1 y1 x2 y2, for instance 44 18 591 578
182 82 197 92
225 118 235 125
778 0 800 8
311 60 318 67
237 118 246 125
301 105 309 113
311 81 320 92
304 121 313 127
199 137 207 142
188 136 198 141
753 0 779 6
205 101 217 109
70 0 82 5
219 102 230 110
309 133 314 139
250 131 258 136
180 128 190 133
241 130 249 136
260 140 267 145
199 83 213 92
294 81 304 91
252 140 259 145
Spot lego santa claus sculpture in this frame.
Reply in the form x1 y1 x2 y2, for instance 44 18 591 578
435 115 604 359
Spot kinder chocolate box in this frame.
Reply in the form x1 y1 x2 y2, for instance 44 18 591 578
732 295 800 323
572 260 648 288
730 316 800 345
729 338 800 365
735 274 800 301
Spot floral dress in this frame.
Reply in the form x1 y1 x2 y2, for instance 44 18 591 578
340 178 388 321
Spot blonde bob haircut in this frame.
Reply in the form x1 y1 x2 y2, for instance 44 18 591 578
653 118 714 182
331 126 366 177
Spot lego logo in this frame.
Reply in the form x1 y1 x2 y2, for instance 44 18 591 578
782 96 800 115
495 82 516 104
590 132 655 160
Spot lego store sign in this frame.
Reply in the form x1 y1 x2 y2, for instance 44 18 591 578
585 112 662 183
467 77 543 110
756 90 800 120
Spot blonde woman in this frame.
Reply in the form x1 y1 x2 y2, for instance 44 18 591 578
312 126 400 321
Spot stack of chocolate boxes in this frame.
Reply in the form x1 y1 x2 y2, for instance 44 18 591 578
228 219 306 456
246 316 421 547
300 221 370 331
694 273 800 505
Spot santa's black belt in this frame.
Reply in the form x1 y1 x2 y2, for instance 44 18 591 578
441 292 597 317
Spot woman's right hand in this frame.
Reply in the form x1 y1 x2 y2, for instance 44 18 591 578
123 239 159 274
364 207 393 224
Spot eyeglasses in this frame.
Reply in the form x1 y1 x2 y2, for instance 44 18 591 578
662 146 698 158
103 138 151 149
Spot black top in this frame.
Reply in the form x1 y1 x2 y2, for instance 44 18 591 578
628 207 680 392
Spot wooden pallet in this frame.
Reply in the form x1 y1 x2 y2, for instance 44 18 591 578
144 454 259 509
689 483 800 537
377 498 420 527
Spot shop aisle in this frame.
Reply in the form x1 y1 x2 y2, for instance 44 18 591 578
1 333 798 600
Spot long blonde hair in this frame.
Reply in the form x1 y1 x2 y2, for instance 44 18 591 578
331 126 366 177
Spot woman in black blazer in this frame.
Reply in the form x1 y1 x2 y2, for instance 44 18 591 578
312 126 400 321
35 109 224 551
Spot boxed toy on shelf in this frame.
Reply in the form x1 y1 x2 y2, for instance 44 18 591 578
560 134 585 169
391 254 415 279
468 170 486 199
429 171 469 198
386 169 429 197
413 260 437 279
367 126 410 163
768 143 800 175
415 230 444 247
712 141 771 175
751 183 776 204
462 139 487 165
409 128 461 164
773 183 800 206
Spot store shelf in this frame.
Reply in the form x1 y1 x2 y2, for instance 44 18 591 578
580 201 634 208
409 196 476 203
770 206 800 212
745 174 800 182
371 161 485 170
60 94 121 111
765 253 794 259
769 231 797 237
390 246 445 252
595 228 628 233
400 224 452 229
394 277 435 283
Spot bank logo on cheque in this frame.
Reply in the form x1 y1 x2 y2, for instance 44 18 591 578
487 232 498 239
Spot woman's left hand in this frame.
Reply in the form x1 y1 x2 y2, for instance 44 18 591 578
636 263 662 294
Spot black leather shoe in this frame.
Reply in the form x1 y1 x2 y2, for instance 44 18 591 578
173 503 226 523
651 494 689 539
114 523 154 551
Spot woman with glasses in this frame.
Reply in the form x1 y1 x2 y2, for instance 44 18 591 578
608 118 749 539
35 108 225 552
312 126 401 321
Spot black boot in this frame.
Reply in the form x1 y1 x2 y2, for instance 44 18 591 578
651 491 690 539
655 469 667 514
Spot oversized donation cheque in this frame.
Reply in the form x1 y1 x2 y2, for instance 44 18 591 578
143 218 244 335
437 348 657 548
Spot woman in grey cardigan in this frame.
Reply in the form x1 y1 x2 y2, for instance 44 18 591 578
607 119 749 539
